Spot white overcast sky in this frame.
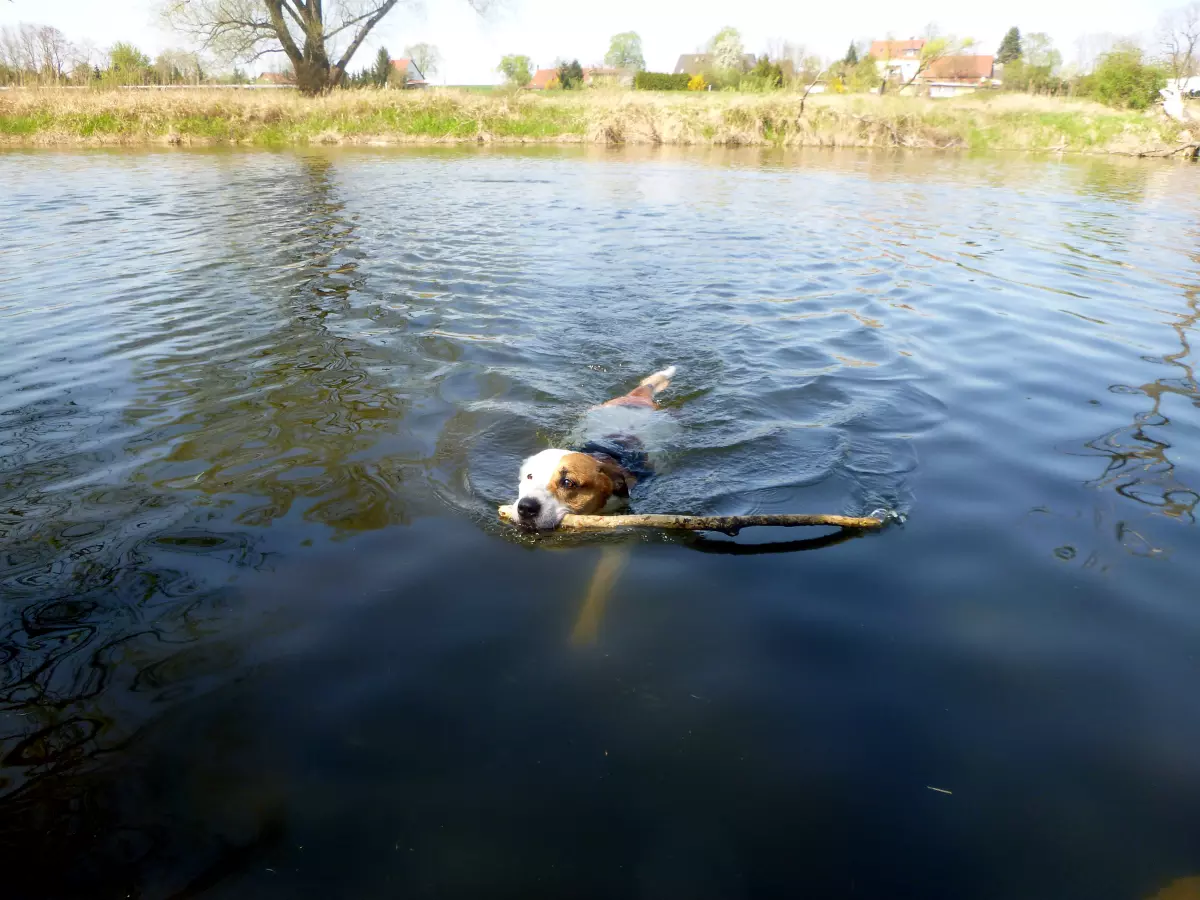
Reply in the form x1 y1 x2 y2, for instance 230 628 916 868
0 0 1179 84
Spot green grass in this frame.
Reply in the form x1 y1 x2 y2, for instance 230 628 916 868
0 111 49 135
0 88 1189 155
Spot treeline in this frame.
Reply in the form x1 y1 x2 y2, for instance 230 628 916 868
496 22 1185 111
341 44 440 88
1002 46 1167 108
0 23 249 87
992 29 1173 109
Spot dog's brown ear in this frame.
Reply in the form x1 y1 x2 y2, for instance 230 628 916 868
597 460 632 498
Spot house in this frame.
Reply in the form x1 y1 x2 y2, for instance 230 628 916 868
673 53 757 76
925 55 994 82
870 39 925 84
530 68 558 90
923 55 995 98
257 71 293 85
926 80 979 98
389 58 428 88
869 40 997 96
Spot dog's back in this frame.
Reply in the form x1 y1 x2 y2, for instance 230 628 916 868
569 366 680 474
601 365 677 410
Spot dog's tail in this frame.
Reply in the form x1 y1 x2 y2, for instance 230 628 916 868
639 365 678 395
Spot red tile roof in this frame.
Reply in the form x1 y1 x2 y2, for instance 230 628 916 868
389 58 428 85
924 55 995 81
530 68 557 89
527 67 626 89
869 40 925 60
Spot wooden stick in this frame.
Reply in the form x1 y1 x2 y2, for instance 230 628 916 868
499 506 885 534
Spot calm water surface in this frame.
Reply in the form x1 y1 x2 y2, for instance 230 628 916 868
1 147 1199 899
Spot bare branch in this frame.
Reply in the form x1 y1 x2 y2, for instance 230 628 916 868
333 0 399 75
159 0 475 93
253 4 304 67
323 8 385 39
1159 2 1200 81
279 1 307 33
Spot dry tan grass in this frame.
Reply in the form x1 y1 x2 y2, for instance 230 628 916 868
0 86 1189 155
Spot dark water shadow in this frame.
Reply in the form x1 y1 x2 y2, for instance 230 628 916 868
683 528 867 555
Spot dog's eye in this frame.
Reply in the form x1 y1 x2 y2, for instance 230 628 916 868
560 477 576 489
525 473 532 480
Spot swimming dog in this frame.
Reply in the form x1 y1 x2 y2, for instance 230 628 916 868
514 366 678 530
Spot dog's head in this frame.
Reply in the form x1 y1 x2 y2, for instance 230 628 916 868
515 449 631 530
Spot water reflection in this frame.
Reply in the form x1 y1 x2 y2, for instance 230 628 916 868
1072 157 1151 204
136 155 420 534
0 157 423 836
2 147 1200 900
1079 290 1199 523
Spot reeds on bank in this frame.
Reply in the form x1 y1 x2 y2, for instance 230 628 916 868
0 87 1187 155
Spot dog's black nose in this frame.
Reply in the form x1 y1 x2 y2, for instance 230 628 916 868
517 497 541 520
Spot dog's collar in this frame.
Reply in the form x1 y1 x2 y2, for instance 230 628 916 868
576 438 652 481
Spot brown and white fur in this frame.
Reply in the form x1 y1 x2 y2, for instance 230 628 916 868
515 366 677 530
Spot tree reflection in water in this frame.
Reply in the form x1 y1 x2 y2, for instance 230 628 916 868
1079 289 1199 525
139 154 426 534
0 155 444 896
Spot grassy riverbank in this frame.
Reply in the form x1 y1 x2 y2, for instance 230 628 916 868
0 88 1191 155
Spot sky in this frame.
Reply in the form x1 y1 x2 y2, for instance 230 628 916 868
0 0 1182 84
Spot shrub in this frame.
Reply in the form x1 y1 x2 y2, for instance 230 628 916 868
1002 59 1069 96
738 74 774 92
749 55 783 89
688 73 707 91
634 71 690 90
1083 47 1166 109
497 54 532 88
557 59 584 90
846 56 881 92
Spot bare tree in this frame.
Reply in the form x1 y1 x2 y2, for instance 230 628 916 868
36 25 71 83
72 38 98 67
68 38 99 83
155 47 205 84
0 26 22 81
17 22 40 75
162 0 488 94
1075 32 1119 74
1159 2 1200 82
765 38 805 68
404 41 439 78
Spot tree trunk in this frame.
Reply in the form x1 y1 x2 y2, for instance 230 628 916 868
294 34 334 94
294 56 332 94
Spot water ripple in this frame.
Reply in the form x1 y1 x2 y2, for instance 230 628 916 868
2 147 1200 896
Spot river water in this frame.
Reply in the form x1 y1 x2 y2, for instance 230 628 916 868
1 147 1199 899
